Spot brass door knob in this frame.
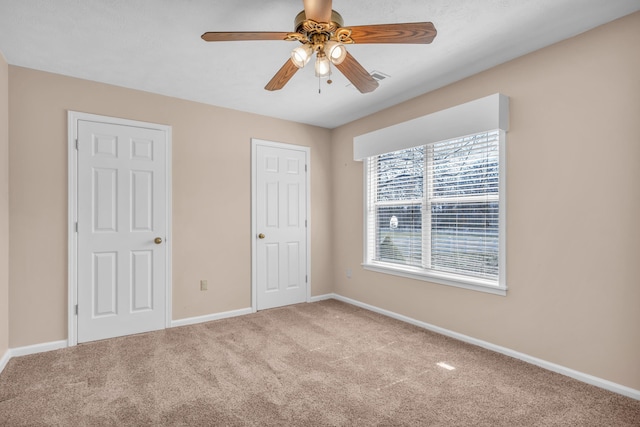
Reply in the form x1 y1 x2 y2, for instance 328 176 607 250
154 237 163 244
258 233 265 239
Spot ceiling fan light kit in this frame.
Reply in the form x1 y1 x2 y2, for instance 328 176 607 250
201 0 437 93
324 41 347 65
314 52 332 78
291 44 313 68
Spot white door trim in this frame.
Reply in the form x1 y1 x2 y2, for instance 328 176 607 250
67 111 172 346
251 138 311 312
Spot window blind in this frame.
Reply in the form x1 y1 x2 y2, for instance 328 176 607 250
367 146 424 268
427 131 499 280
366 130 501 284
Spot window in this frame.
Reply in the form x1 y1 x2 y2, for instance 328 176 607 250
364 130 505 294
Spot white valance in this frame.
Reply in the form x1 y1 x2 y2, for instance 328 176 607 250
353 93 509 160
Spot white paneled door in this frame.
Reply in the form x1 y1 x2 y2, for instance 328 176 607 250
76 119 168 343
254 141 309 310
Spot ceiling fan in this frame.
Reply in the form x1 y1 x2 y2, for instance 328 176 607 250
201 0 437 93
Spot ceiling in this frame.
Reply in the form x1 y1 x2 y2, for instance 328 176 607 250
0 1 638 129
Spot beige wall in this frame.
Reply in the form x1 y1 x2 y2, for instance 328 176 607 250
331 12 640 390
8 68 332 347
0 52 9 358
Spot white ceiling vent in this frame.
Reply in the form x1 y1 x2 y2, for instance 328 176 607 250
369 70 390 81
346 70 390 89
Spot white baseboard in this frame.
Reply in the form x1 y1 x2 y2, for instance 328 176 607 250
331 294 640 401
0 348 10 375
171 307 253 328
9 340 68 358
308 293 334 303
1 339 69 375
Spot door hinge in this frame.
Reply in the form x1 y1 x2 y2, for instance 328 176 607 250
75 139 78 150
75 304 78 315
305 275 308 283
75 222 78 232
305 164 307 172
305 219 307 228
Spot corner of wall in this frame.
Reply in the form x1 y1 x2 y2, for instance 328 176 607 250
0 50 10 369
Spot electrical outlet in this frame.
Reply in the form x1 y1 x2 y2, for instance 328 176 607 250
346 268 352 279
200 280 208 291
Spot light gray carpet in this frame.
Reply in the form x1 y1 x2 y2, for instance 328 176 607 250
0 300 639 426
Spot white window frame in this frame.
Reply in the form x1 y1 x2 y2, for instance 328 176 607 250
362 131 506 296
355 94 508 296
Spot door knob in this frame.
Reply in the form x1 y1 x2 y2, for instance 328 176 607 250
154 237 163 244
258 233 265 239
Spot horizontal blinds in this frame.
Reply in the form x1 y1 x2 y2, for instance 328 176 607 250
428 131 499 280
354 93 509 160
431 132 499 198
367 147 424 268
376 147 424 201
366 131 500 282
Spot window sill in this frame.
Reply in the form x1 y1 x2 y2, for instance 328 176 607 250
362 262 507 296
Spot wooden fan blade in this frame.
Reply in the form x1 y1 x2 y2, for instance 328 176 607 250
303 0 332 22
201 32 290 42
335 52 379 94
265 59 299 91
348 22 437 44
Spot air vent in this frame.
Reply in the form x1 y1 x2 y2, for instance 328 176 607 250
346 70 390 89
369 70 390 81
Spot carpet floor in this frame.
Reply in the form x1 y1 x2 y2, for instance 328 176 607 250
0 300 639 426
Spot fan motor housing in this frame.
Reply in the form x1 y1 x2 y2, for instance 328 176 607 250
294 10 344 36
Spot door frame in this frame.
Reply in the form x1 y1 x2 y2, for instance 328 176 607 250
251 138 311 312
67 111 173 346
